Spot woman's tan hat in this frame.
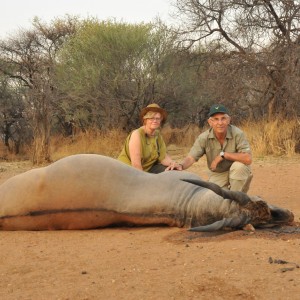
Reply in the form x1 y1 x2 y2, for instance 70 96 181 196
140 103 168 123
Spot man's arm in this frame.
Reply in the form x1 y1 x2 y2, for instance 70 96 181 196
223 152 252 165
179 155 196 170
210 151 252 172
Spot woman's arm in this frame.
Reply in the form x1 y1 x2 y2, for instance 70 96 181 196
128 130 143 171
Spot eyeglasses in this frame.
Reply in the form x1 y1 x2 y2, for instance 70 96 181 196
148 117 162 122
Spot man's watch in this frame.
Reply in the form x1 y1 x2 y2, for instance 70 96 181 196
220 151 225 159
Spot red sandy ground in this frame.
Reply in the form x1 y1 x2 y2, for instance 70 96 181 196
0 156 299 300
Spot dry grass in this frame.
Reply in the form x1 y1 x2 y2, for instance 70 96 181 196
50 128 127 161
0 119 299 163
242 118 299 158
163 119 299 159
161 124 203 147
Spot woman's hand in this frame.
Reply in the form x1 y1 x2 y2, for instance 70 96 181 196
165 161 183 171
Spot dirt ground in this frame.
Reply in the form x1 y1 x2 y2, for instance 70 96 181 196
0 156 299 300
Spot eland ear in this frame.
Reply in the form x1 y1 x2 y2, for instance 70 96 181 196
189 215 250 232
181 179 251 206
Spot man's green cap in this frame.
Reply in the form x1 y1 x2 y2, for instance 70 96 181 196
208 104 229 117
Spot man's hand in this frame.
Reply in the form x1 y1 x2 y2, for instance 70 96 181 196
210 156 223 171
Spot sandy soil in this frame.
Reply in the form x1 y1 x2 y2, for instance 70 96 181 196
0 156 299 300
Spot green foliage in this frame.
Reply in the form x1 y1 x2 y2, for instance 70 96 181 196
55 19 177 130
57 20 150 91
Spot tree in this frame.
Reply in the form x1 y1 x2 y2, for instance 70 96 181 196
55 19 178 131
0 76 30 154
173 0 300 119
0 16 78 163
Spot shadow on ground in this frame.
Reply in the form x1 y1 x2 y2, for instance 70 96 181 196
165 222 300 244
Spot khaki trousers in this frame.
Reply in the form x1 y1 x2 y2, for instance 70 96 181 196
207 162 253 193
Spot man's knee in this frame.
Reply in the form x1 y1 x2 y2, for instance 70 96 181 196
229 162 251 180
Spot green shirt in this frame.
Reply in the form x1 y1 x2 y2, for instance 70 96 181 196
188 125 251 173
118 127 167 172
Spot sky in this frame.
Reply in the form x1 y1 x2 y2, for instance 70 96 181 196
0 0 175 38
